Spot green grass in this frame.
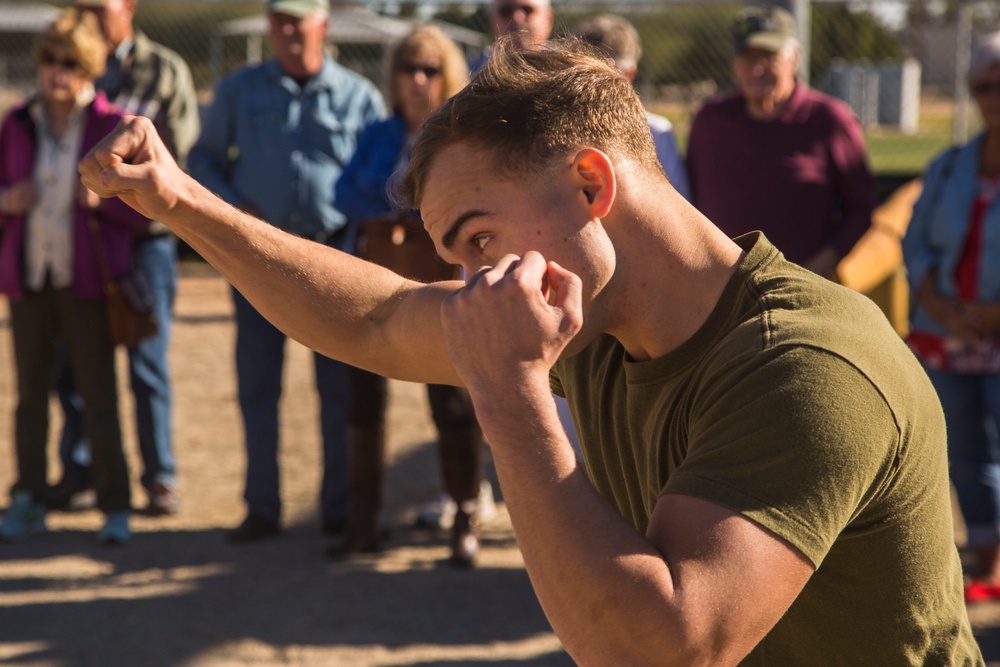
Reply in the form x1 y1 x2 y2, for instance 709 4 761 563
864 132 952 175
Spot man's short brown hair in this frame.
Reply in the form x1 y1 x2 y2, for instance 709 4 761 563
399 38 661 209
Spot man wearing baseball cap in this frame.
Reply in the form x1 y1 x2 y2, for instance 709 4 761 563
50 0 200 517
686 5 877 282
187 0 385 543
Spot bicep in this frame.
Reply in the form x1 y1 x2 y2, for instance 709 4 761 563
359 275 466 386
647 494 814 664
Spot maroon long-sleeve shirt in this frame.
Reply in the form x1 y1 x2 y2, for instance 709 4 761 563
686 83 877 265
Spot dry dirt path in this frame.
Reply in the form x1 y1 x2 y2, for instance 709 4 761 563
1 264 999 666
0 263 570 667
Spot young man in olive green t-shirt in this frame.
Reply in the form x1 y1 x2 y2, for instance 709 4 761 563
81 40 981 666
554 232 971 664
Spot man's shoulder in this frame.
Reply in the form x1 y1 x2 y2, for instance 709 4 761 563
215 60 272 91
132 32 192 74
322 58 381 97
694 91 743 118
690 92 745 139
793 86 858 126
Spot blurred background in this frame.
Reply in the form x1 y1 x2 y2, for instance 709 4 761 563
0 0 998 182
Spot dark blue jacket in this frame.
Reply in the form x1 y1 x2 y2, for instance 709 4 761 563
335 114 409 228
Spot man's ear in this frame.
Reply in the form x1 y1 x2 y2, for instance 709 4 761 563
571 147 616 218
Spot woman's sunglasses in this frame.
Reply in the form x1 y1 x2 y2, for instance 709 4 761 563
399 63 442 78
39 52 81 71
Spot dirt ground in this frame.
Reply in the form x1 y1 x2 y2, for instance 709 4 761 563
1 262 999 666
0 262 570 667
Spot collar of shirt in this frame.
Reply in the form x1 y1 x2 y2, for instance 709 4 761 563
112 36 135 64
739 79 806 124
28 83 95 139
265 56 342 96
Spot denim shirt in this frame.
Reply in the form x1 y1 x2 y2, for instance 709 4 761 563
903 133 1000 335
189 57 385 247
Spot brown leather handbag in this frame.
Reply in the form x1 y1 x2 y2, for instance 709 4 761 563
87 214 159 348
357 212 457 283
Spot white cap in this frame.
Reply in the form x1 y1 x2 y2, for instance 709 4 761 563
969 31 1000 85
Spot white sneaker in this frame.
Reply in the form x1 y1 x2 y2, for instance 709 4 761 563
415 491 455 530
477 480 498 524
414 481 497 529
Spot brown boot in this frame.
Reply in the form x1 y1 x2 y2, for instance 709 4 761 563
326 426 385 558
438 425 484 568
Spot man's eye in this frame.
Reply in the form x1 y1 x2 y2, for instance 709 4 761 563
473 235 490 251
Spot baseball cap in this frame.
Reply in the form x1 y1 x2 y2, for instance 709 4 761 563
267 0 328 18
732 6 797 54
969 31 1000 85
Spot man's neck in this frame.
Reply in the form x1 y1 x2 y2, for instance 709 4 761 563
602 186 745 362
279 58 324 88
746 81 796 120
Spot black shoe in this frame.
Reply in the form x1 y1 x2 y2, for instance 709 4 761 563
46 478 94 511
322 517 347 537
226 514 280 543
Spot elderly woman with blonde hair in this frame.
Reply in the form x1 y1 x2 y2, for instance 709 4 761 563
0 8 148 545
332 25 492 568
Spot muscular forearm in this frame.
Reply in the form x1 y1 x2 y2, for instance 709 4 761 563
473 376 704 666
122 165 460 384
81 116 460 384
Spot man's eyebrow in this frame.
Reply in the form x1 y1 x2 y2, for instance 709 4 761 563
442 210 489 250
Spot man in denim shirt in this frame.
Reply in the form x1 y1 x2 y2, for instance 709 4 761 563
188 0 384 542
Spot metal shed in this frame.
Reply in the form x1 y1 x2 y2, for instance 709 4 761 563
211 5 488 88
0 3 59 90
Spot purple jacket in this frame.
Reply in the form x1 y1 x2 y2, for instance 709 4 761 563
686 83 877 265
0 92 149 302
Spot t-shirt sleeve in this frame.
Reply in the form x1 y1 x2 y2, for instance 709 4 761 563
549 366 565 398
664 344 900 568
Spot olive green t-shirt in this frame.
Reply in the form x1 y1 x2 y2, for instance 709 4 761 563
551 233 981 665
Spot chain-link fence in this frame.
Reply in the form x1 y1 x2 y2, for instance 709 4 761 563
1 0 999 177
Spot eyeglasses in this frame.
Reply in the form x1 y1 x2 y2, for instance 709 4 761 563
497 3 536 19
39 52 81 71
399 63 442 78
972 81 1000 97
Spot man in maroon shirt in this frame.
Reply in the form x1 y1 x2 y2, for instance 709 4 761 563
686 5 878 280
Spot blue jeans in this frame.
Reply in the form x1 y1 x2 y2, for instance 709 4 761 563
925 368 1000 547
232 287 350 526
58 234 178 491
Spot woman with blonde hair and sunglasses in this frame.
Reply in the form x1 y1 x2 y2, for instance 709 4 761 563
332 25 491 568
0 8 148 544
